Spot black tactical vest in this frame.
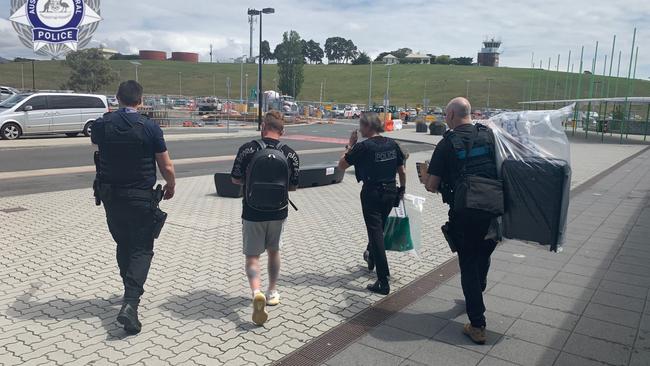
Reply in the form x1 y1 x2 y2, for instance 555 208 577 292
356 137 401 185
98 113 156 187
445 124 498 185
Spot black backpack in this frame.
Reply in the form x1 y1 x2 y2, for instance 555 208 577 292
245 140 291 212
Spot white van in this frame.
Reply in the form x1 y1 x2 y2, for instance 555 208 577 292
0 92 108 140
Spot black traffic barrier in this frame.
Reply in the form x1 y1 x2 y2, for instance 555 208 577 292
416 122 428 133
214 173 243 198
214 163 345 197
298 163 345 189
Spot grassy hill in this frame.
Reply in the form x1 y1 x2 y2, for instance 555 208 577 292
1 60 649 109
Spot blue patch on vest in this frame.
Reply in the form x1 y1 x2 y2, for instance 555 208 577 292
456 146 489 159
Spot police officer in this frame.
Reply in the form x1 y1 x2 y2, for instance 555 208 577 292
92 80 176 335
424 97 499 345
338 112 406 295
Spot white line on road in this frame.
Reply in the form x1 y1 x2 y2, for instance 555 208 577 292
0 147 343 180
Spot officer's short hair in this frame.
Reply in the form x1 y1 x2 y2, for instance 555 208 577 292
116 81 144 107
264 110 284 132
360 112 384 133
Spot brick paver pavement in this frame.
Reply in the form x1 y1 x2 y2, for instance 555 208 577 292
0 150 451 366
320 148 650 366
0 141 647 365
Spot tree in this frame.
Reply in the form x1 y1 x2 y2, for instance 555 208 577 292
63 49 115 93
260 40 274 64
275 30 304 98
324 36 347 64
451 57 473 66
342 39 359 63
352 52 371 65
374 52 390 62
435 55 451 65
302 40 324 64
109 53 140 60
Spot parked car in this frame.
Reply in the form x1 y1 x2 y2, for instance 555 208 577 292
344 105 362 119
0 92 108 140
0 86 18 102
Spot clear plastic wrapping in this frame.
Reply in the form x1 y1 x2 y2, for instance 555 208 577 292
484 105 574 252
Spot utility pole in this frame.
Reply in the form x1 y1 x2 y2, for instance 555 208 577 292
368 60 373 110
178 72 182 97
210 44 213 63
384 65 392 121
240 57 244 103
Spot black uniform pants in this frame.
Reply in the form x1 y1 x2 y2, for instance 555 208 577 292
103 195 155 306
361 187 397 283
450 213 498 328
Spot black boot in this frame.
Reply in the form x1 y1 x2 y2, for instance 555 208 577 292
367 279 390 295
363 250 375 272
117 303 142 335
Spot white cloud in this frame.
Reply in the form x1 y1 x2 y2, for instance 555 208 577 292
0 0 649 77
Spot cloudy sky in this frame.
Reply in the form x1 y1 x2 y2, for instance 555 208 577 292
1 0 649 78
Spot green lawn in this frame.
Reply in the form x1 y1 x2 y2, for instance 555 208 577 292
1 60 649 109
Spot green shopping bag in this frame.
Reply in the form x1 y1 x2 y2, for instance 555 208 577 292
384 201 414 252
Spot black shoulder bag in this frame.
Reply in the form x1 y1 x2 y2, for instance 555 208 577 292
451 126 504 218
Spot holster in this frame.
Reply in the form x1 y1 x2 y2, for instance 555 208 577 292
152 184 167 239
441 222 458 253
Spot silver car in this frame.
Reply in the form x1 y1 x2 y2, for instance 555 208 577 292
0 92 108 140
0 86 18 102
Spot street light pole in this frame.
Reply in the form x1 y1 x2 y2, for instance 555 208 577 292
130 61 141 83
248 8 275 130
384 64 392 121
368 60 373 110
240 56 245 104
487 78 494 109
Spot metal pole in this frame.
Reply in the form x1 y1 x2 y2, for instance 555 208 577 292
544 57 551 100
487 78 493 109
227 77 231 133
385 65 392 122
257 13 263 131
643 103 650 141
563 50 571 100
368 61 373 110
585 41 598 138
603 35 616 139
552 54 560 107
598 54 607 141
621 28 636 143
240 58 244 103
573 46 585 135
135 65 139 83
626 46 639 139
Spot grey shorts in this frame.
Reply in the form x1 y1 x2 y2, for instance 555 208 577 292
242 220 286 256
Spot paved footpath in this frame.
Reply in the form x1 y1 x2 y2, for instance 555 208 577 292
0 140 647 365
308 148 650 366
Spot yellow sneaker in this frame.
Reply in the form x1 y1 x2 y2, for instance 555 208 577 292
463 323 487 345
266 291 280 306
252 292 268 326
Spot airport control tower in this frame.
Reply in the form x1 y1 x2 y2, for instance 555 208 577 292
477 38 501 67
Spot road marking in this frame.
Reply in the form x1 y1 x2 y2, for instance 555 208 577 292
0 147 343 180
283 135 348 145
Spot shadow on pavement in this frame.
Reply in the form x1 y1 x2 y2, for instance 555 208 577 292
7 282 127 341
161 290 252 330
